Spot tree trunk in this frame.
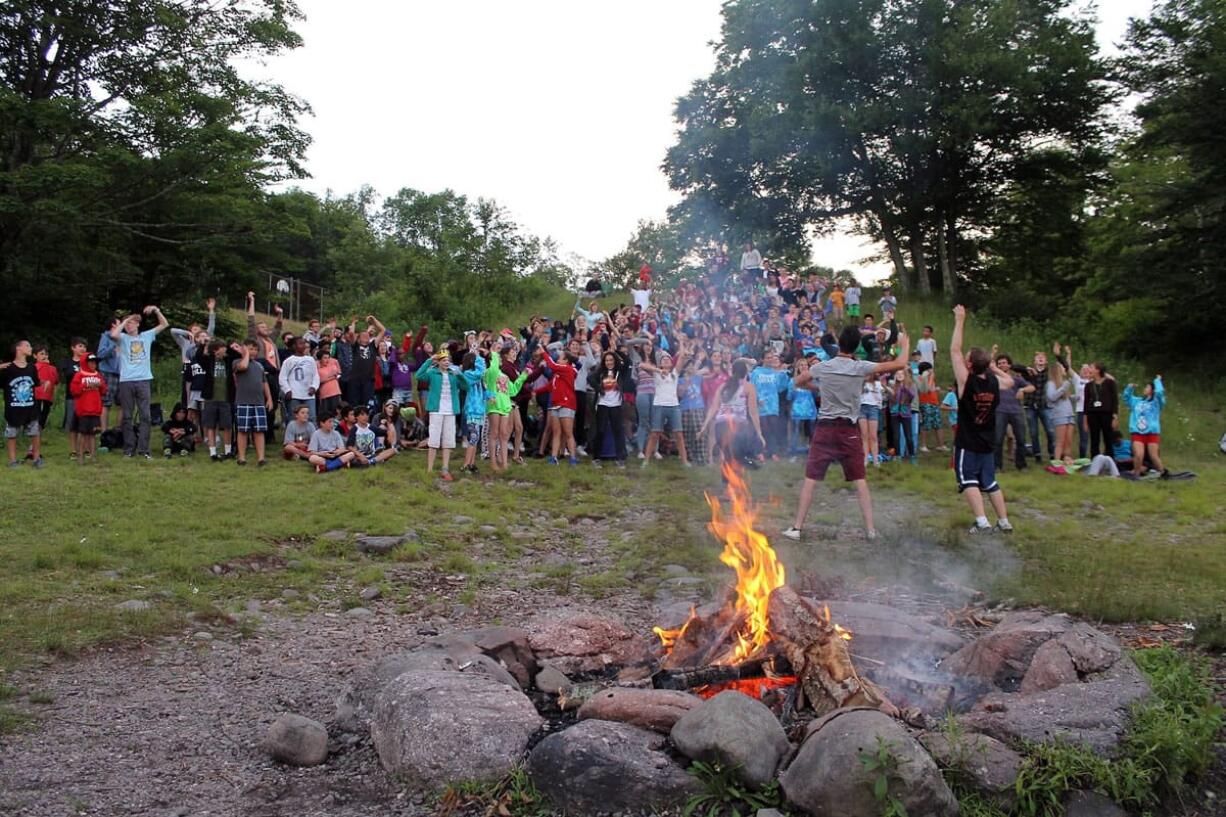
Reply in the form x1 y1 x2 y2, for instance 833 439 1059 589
937 214 953 296
909 232 931 296
873 208 911 291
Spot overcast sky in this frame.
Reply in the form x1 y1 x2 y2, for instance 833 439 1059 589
258 0 1155 280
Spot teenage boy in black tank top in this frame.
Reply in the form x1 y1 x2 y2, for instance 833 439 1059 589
950 306 1014 533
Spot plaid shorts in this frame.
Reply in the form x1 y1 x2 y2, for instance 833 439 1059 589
101 372 120 407
235 404 268 433
682 408 706 464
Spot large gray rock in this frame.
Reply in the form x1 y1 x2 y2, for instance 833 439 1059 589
1057 625 1121 674
334 645 519 734
780 709 958 817
262 713 328 767
959 657 1151 757
671 691 791 789
579 687 700 734
371 670 542 786
940 611 1072 687
1021 639 1079 694
921 730 1022 809
528 720 700 813
820 601 965 664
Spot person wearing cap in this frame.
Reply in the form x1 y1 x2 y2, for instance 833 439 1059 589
416 349 462 480
68 352 107 464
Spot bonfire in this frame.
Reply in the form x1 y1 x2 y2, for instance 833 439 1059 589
651 463 892 718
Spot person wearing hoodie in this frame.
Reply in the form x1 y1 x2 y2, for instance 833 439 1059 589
485 342 530 472
192 340 239 460
1123 375 1167 477
160 403 197 458
456 350 489 474
68 353 106 463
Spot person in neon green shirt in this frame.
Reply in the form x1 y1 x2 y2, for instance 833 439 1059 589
484 343 530 472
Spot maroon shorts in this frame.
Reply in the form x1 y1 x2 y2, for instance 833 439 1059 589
1131 433 1160 445
805 422 866 482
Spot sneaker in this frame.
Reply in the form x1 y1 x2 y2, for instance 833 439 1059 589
995 520 1014 533
920 446 930 453
781 526 801 541
32 458 44 469
683 461 693 468
6 460 19 468
967 523 993 535
236 459 247 466
123 452 134 459
866 529 879 541
547 456 558 465
937 445 950 452
654 452 663 460
142 454 152 461
180 450 189 457
637 452 646 460
592 460 603 469
568 457 578 466
640 459 648 469
440 470 453 481
164 449 172 459
873 458 881 468
257 460 267 468
576 446 587 457
614 460 626 468
210 453 219 462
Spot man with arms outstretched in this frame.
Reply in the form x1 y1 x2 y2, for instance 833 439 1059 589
950 305 1014 533
783 324 910 541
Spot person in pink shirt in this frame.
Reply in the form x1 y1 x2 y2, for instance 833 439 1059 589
315 345 343 420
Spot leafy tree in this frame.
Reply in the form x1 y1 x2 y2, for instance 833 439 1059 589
0 0 309 349
664 0 1109 294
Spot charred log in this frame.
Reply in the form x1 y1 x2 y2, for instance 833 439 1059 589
651 656 789 691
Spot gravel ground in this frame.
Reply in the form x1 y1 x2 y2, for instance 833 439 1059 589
0 587 661 817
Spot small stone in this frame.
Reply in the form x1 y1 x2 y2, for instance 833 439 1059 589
287 560 304 570
192 631 213 641
360 586 381 601
100 570 120 581
453 515 475 524
281 589 300 599
245 600 262 614
479 525 497 534
661 564 691 577
354 534 407 555
345 607 372 619
320 530 349 540
211 565 223 575
263 713 328 766
534 666 572 695
115 599 151 612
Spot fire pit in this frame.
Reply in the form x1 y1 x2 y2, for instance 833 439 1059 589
326 466 1152 816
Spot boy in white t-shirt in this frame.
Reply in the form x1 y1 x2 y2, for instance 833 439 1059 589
917 325 938 367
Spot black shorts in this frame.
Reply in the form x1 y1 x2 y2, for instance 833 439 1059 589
71 415 101 435
201 401 232 430
955 447 1000 493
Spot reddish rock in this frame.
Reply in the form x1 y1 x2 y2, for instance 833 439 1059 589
578 687 700 734
528 611 647 674
1021 640 1078 694
939 611 1071 687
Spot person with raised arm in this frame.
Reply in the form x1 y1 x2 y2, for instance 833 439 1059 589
783 324 910 542
949 305 1014 534
110 305 170 459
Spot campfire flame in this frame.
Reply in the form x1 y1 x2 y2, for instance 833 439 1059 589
653 463 789 665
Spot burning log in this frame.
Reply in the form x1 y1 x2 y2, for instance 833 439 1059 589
659 606 745 670
767 586 893 718
652 656 782 691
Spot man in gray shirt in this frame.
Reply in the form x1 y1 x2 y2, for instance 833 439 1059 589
784 325 910 541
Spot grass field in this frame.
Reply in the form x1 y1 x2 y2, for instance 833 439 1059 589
0 284 1222 704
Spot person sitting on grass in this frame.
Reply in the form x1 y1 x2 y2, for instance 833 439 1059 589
282 404 316 461
1123 374 1167 478
160 403 196 458
373 400 402 454
68 353 106 464
347 406 395 467
308 413 354 472
232 340 273 467
336 404 356 440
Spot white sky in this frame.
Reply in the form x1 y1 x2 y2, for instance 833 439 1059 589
257 0 1155 281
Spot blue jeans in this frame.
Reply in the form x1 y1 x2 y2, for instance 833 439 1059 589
1026 406 1055 460
1076 412 1088 459
635 392 654 453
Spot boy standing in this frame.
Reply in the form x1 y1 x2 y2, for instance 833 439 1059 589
308 413 355 472
69 353 106 463
233 340 273 466
96 319 122 432
33 346 59 432
59 338 88 444
198 341 237 460
278 336 319 423
844 281 862 326
1 341 44 467
110 305 170 459
917 325 938 368
950 306 1013 533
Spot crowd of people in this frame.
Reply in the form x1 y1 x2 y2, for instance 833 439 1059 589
1 247 1171 534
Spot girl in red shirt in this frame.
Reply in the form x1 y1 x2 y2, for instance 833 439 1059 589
538 351 579 464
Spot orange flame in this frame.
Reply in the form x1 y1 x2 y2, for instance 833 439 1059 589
708 462 787 663
823 604 855 642
653 606 697 650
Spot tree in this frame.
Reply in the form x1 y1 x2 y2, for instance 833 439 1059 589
0 0 309 348
664 0 1109 294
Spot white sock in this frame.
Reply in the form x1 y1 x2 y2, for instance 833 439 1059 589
209 446 217 456
224 444 232 455
975 516 989 527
